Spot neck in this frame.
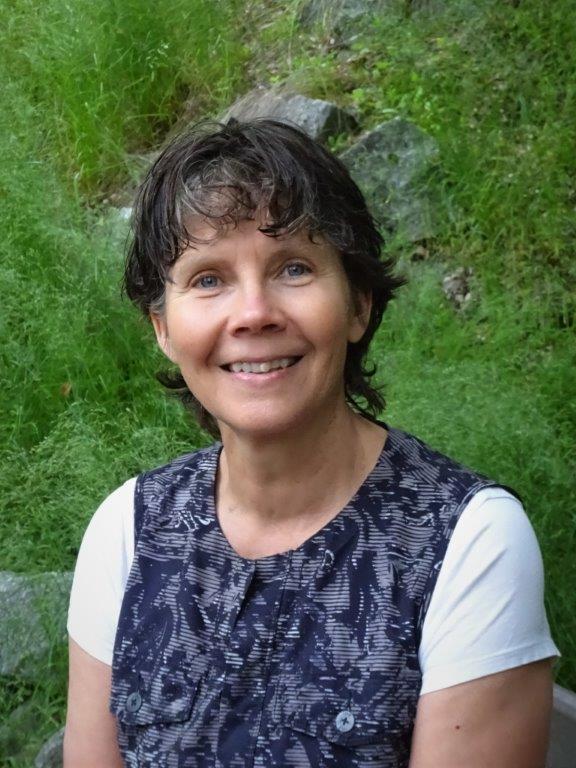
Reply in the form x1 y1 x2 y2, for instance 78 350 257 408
216 402 386 530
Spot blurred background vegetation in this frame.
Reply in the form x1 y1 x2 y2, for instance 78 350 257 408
1 0 574 759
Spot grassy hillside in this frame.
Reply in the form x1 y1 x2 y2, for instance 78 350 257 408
1 0 574 760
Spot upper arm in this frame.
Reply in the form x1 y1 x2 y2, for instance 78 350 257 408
64 637 124 768
67 478 135 664
409 659 554 768
64 481 135 766
419 490 560 694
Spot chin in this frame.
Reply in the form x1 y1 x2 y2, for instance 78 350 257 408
216 406 312 441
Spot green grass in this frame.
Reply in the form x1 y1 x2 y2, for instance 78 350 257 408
256 0 576 282
1 0 575 761
1 0 248 197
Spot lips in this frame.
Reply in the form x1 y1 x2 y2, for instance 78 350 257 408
221 356 302 374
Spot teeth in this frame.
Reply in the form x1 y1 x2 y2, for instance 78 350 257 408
229 357 296 374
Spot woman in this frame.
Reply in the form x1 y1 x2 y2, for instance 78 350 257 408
65 119 559 767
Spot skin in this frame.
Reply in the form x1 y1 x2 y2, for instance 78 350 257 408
408 658 554 768
64 218 554 765
64 639 123 767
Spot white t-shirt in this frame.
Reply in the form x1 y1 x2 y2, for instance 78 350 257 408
67 481 559 695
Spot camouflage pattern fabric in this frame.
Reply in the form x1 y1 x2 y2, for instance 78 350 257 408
110 425 510 767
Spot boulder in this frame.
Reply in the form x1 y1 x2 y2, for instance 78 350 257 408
0 701 38 761
0 571 73 679
299 0 393 33
442 266 473 310
548 684 576 768
340 117 440 242
300 0 483 31
34 727 65 768
222 88 357 143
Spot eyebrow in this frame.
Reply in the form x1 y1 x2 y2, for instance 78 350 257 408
175 239 320 272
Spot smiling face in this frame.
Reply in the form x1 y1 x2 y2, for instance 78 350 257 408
151 218 370 440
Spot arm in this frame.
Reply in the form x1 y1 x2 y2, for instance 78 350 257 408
65 480 136 767
64 637 124 768
409 658 554 768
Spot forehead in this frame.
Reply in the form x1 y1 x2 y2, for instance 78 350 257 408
177 217 336 264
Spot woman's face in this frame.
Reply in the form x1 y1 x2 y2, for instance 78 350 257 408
151 218 370 439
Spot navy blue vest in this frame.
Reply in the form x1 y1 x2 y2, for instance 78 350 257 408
110 426 510 767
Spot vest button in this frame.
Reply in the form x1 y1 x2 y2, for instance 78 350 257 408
125 690 143 714
335 710 355 733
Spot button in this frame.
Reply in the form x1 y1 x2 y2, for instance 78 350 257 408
335 710 355 733
125 690 143 714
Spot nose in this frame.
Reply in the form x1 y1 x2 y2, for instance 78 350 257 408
228 282 286 336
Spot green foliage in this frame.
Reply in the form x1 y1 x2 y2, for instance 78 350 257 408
0 0 248 195
266 0 576 287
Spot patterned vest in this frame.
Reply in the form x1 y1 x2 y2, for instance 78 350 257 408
110 426 510 767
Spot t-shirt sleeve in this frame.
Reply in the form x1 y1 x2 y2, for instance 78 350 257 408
67 477 136 665
418 488 560 695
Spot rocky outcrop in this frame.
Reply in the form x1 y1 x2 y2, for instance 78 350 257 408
0 571 73 678
340 117 440 242
299 0 393 34
548 685 576 768
299 0 479 33
442 266 473 310
222 88 357 142
35 727 65 768
0 701 39 762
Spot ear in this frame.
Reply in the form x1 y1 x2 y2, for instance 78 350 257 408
150 312 178 364
347 291 372 344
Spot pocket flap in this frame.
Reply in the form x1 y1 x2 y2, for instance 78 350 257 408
282 697 388 748
113 675 199 726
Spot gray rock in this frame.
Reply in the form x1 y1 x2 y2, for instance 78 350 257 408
300 0 485 30
548 684 576 768
340 117 440 242
34 727 64 768
442 267 473 310
299 0 394 33
0 701 38 760
0 571 73 678
222 88 357 143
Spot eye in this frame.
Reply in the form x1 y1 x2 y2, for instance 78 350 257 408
193 274 220 289
283 262 312 279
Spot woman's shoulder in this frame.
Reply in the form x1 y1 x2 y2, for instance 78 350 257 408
382 426 521 507
68 477 138 664
88 476 138 531
79 442 219 548
419 487 560 693
138 442 222 477
76 477 139 580
138 442 221 487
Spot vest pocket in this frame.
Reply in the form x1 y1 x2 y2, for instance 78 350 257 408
112 677 201 768
280 696 389 748
274 694 394 767
113 674 199 727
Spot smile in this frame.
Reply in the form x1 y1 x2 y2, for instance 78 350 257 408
222 357 302 374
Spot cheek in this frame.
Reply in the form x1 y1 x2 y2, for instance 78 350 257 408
305 297 352 356
164 312 212 365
